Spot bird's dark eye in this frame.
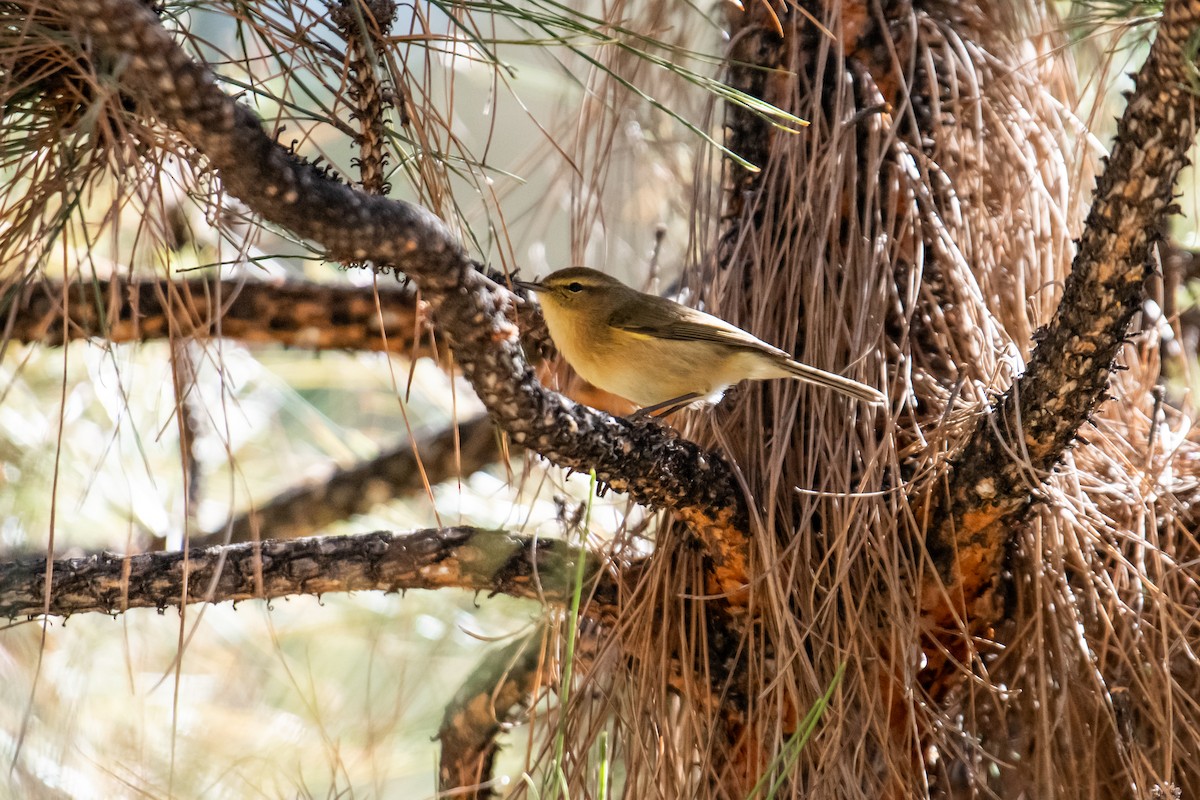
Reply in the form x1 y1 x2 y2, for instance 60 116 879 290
567 282 584 293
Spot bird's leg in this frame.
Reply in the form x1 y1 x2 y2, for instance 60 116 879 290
632 392 701 419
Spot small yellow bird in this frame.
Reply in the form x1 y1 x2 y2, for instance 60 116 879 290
516 267 886 416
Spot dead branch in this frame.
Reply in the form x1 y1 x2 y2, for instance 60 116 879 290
923 0 1200 649
0 528 616 619
438 629 552 798
5 273 560 369
3 275 431 355
51 0 751 594
438 617 610 798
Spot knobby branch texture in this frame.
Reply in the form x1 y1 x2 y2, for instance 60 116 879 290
9 273 554 364
437 629 553 797
925 0 1200 631
4 275 431 354
332 0 396 197
54 0 751 590
436 622 604 799
0 528 615 619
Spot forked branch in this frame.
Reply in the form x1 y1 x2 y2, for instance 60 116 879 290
50 0 750 593
923 0 1200 637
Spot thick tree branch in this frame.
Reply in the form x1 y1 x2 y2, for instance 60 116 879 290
54 0 750 594
3 275 432 354
6 273 558 363
923 0 1200 634
0 528 616 619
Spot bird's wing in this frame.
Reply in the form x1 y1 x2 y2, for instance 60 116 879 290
607 299 785 355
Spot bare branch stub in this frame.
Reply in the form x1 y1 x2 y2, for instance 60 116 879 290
332 0 397 198
922 0 1200 658
438 619 607 798
52 0 751 594
438 630 551 798
0 528 616 619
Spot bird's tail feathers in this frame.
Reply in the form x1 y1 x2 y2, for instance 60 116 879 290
782 359 887 405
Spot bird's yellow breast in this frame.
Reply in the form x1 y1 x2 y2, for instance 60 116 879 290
540 301 755 407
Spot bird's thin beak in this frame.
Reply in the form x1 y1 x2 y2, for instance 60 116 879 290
513 279 543 292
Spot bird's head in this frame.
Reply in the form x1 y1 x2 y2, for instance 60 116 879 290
514 267 630 318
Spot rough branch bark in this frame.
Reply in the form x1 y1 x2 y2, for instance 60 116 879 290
0 528 615 619
923 0 1200 638
3 275 431 354
438 630 551 798
54 0 750 595
437 620 607 798
333 0 396 198
6 273 558 365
